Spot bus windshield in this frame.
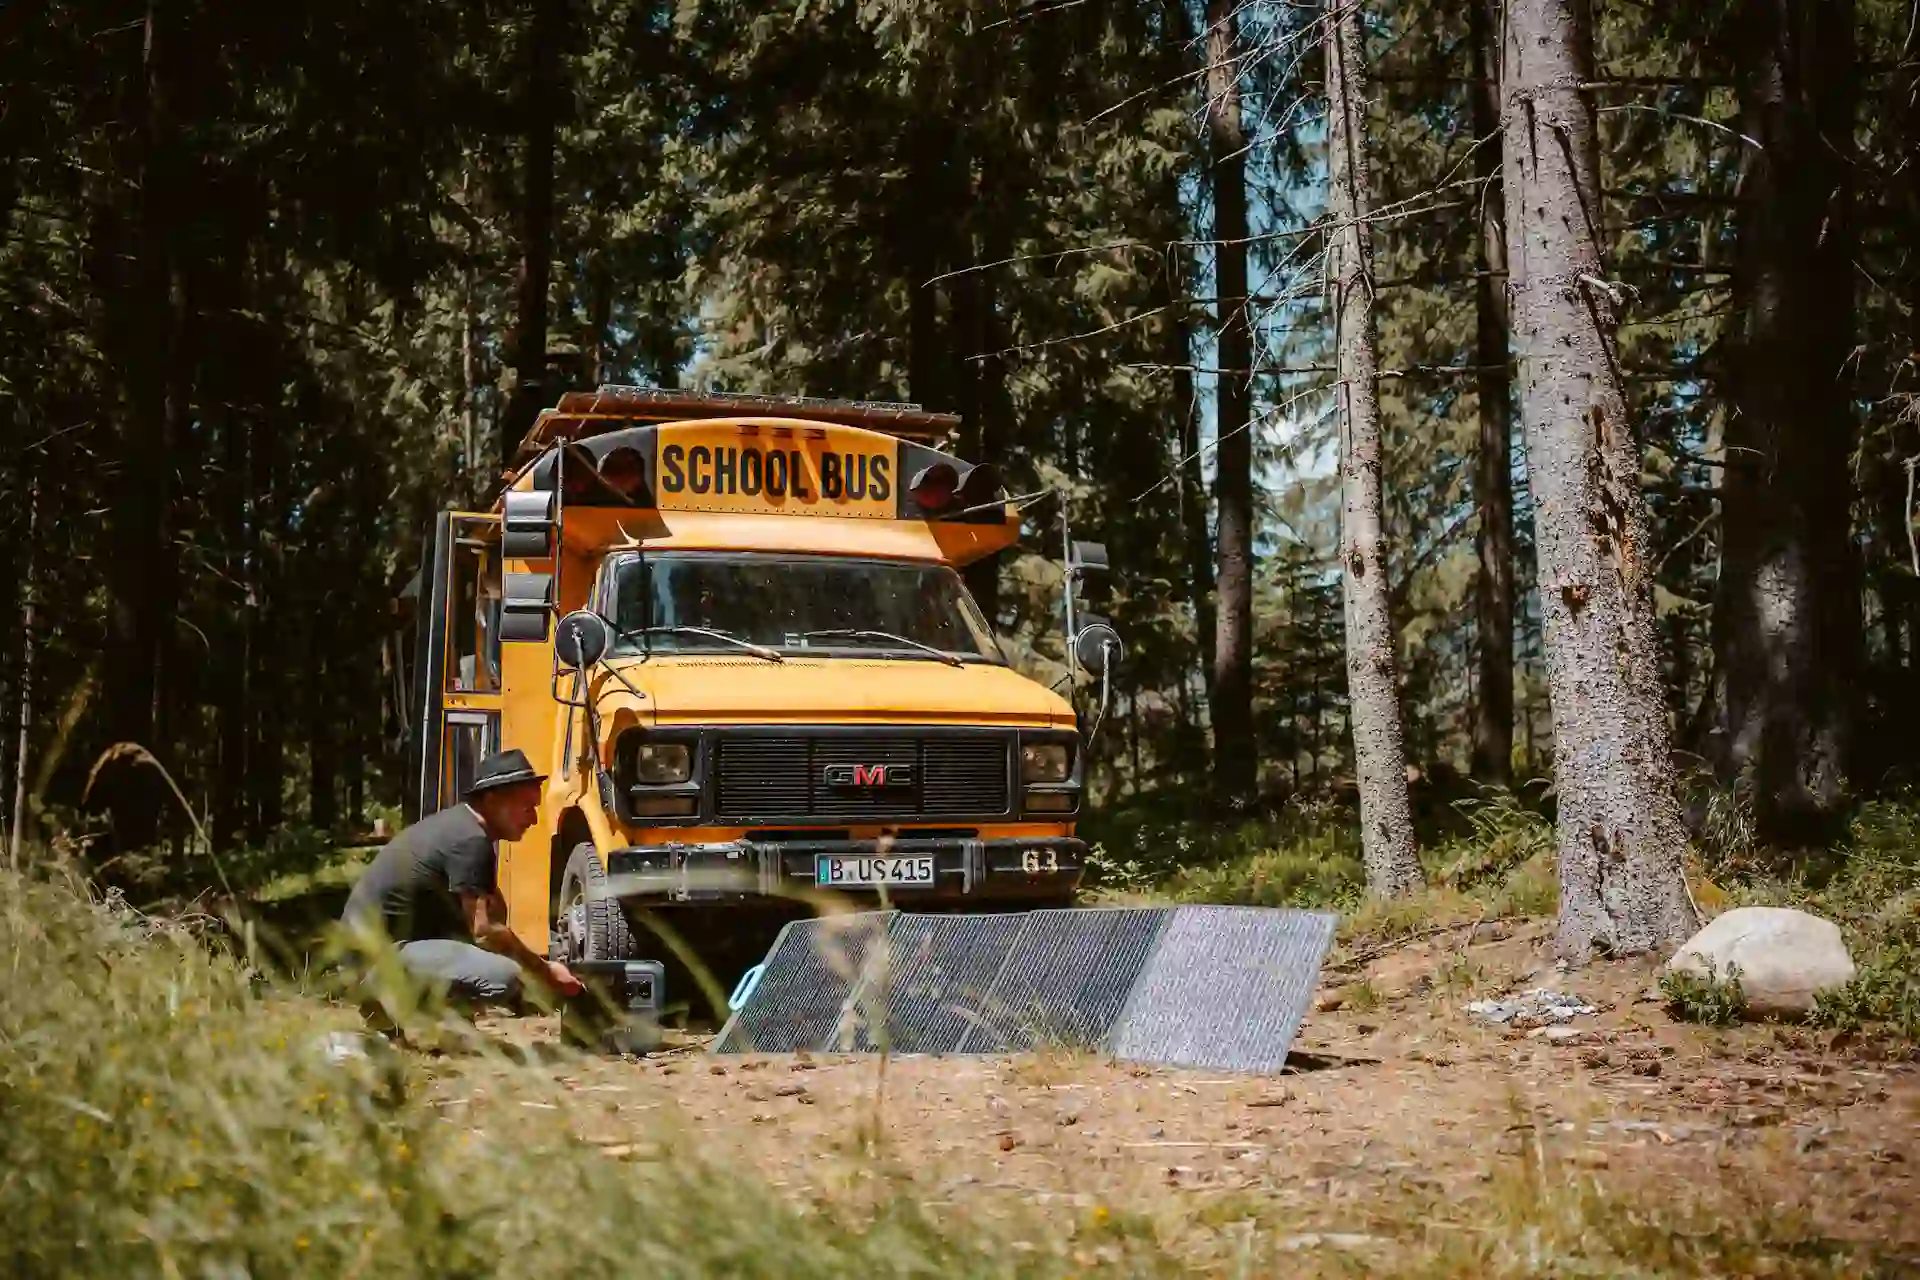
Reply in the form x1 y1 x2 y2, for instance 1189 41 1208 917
606 552 1004 663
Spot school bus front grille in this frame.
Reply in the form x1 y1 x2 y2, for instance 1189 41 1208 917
713 733 1013 821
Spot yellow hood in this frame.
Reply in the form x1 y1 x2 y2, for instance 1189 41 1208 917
601 655 1073 727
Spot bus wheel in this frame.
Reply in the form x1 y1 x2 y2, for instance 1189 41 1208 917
557 843 640 963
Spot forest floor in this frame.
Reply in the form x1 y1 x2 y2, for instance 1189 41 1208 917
438 917 1920 1274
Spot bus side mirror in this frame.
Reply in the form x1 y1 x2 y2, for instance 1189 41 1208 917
1073 618 1124 677
1063 540 1120 674
555 610 613 671
503 490 556 559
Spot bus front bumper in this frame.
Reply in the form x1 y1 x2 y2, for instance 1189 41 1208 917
598 835 1085 904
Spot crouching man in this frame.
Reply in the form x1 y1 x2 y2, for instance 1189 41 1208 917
342 748 582 1013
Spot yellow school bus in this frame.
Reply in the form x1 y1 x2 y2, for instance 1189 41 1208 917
405 386 1119 986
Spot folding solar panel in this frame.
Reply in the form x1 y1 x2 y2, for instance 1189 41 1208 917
711 905 1338 1074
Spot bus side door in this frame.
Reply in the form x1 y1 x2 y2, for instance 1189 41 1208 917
410 512 505 818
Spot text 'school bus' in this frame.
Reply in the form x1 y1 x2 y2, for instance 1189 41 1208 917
401 386 1124 989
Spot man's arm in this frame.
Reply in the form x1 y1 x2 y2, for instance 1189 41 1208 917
462 891 583 994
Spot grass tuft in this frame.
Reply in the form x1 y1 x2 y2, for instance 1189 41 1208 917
0 865 1149 1277
1660 963 1749 1026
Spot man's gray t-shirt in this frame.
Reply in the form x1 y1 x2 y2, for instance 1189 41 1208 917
343 806 496 943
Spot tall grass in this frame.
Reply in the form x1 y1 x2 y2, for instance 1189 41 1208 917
0 865 1141 1278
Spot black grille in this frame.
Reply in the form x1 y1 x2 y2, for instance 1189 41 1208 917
714 733 1012 821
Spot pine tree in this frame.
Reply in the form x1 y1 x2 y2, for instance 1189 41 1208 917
1326 0 1423 895
1500 0 1698 955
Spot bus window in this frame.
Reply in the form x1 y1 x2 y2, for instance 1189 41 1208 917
450 536 501 693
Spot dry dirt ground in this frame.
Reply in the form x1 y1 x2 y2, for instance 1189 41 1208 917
445 919 1920 1272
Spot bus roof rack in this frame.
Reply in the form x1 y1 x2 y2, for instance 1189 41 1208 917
516 386 962 464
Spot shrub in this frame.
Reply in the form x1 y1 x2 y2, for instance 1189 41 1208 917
1809 912 1920 1042
1660 964 1747 1027
1166 831 1366 909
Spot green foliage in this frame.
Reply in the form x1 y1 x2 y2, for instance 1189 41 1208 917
1427 786 1555 892
1809 914 1920 1042
1481 853 1560 919
1698 791 1920 1042
0 867 1144 1276
1660 964 1748 1027
1085 796 1368 908
1167 837 1367 910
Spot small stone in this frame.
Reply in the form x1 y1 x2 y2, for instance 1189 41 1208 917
1314 989 1346 1012
999 1133 1020 1152
773 1084 808 1098
1571 1149 1610 1169
708 1065 727 1076
1543 1026 1583 1043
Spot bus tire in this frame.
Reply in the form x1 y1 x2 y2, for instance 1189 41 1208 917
558 842 640 963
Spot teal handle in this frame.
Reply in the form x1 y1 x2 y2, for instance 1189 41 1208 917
728 962 766 1012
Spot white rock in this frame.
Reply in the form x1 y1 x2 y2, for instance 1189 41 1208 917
1665 907 1856 1017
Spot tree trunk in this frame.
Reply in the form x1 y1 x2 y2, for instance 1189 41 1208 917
462 174 481 483
1715 0 1858 847
9 475 37 868
99 0 179 850
500 0 565 467
1326 1 1423 897
1159 221 1217 730
1206 0 1257 808
966 217 1013 623
1468 0 1515 786
1499 0 1698 957
247 337 286 841
307 605 337 830
213 399 248 852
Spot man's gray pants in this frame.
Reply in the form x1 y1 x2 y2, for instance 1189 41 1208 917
397 939 525 1006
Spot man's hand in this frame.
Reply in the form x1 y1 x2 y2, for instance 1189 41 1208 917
466 890 587 995
545 959 585 996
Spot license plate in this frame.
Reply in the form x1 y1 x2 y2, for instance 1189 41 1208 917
815 855 935 887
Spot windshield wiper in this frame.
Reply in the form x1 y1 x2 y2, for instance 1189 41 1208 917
617 625 785 663
798 629 965 667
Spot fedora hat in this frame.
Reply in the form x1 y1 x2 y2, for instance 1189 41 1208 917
465 748 547 797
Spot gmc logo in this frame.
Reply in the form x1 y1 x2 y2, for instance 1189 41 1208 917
822 763 915 788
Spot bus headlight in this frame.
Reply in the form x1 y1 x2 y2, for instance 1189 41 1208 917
635 742 692 784
1021 742 1072 784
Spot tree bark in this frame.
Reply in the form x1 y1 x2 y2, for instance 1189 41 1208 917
965 216 1013 623
99 0 180 850
1206 0 1257 807
1170 259 1217 729
1499 0 1698 957
1468 0 1515 786
1715 0 1859 847
10 475 37 868
213 398 248 852
1327 0 1423 897
500 0 565 467
462 172 481 483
